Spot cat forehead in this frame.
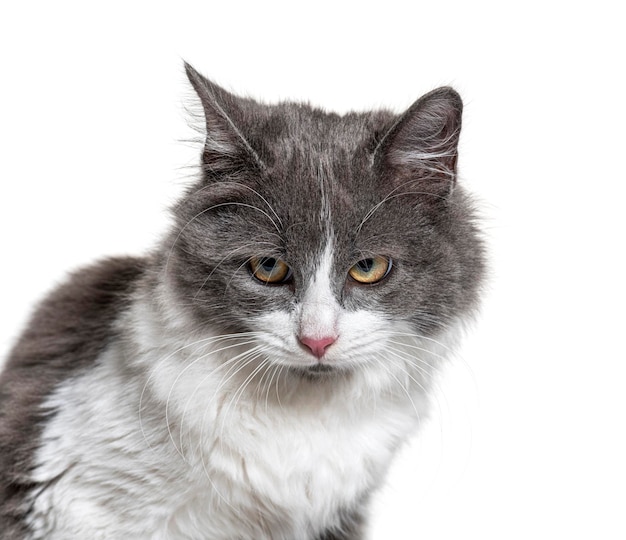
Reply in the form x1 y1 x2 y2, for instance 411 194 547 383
246 108 393 216
250 104 396 160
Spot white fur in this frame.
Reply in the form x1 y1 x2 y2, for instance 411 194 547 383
26 262 456 539
298 240 339 342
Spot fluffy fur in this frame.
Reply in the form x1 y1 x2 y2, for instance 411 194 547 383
0 64 484 539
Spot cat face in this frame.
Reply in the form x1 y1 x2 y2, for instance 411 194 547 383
164 65 483 377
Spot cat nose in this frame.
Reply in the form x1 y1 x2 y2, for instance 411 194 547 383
299 335 337 358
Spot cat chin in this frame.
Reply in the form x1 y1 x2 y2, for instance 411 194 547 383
286 362 351 381
262 347 373 382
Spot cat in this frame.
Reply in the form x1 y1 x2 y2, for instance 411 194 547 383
0 63 485 539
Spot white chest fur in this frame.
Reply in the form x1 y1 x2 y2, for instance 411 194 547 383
26 332 428 540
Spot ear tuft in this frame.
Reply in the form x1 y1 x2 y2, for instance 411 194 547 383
184 62 264 179
376 87 463 193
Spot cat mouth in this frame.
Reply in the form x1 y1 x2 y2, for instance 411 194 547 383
305 363 334 374
290 363 338 379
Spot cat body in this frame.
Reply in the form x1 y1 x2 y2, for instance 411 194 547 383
0 64 484 539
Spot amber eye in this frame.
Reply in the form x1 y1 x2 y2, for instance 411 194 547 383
249 257 292 284
348 256 392 284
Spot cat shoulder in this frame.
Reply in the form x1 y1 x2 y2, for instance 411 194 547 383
3 255 148 372
0 255 147 529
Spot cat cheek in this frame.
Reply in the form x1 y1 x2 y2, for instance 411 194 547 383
250 310 300 352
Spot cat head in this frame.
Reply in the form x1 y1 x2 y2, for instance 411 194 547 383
163 64 483 378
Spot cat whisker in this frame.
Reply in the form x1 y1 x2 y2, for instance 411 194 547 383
355 181 427 236
256 358 282 413
196 349 266 510
383 347 438 398
356 170 465 238
376 358 423 426
200 348 271 479
275 364 286 412
192 241 280 300
382 341 458 434
164 200 283 280
172 337 264 459
209 202 283 235
217 352 273 441
385 340 442 367
385 328 478 389
387 344 450 429
139 333 247 452
138 330 260 458
335 333 393 364
385 329 456 355
179 180 282 226
255 361 272 412
218 181 283 228
263 364 283 414
383 344 435 379
223 256 259 295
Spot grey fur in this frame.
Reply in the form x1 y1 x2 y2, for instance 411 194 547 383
0 63 484 538
170 64 483 341
0 257 146 535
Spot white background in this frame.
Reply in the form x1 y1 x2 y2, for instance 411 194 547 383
1 2 625 538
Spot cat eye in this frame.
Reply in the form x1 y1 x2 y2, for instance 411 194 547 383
249 257 292 284
348 256 392 284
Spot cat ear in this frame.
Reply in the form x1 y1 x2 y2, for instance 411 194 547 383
185 62 265 178
375 87 462 197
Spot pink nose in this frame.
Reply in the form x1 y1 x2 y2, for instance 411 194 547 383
299 336 337 358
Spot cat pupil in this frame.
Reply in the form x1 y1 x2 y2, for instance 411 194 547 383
357 259 374 272
261 258 277 271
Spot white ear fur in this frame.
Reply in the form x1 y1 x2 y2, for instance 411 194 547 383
375 87 462 185
185 62 265 174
